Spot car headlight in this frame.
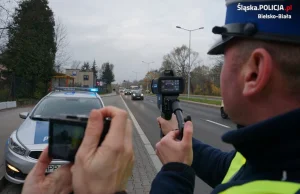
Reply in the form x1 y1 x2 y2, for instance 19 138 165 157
141 94 143 96
133 94 136 96
8 137 26 156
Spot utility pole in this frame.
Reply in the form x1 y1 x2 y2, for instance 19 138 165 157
142 61 154 91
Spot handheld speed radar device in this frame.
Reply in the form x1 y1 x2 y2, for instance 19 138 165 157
151 70 191 140
48 115 111 162
152 76 185 95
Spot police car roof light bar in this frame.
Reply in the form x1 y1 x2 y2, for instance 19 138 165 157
53 87 98 92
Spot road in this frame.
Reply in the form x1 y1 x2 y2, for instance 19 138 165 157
0 95 235 194
121 94 235 194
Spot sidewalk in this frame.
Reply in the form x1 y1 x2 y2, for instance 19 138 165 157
100 92 118 97
102 95 162 194
126 127 158 194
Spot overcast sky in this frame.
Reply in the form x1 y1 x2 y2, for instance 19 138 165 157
48 0 226 83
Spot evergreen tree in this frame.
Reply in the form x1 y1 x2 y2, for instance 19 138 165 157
100 62 115 84
1 0 56 98
91 59 98 79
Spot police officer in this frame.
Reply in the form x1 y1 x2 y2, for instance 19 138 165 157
150 0 300 193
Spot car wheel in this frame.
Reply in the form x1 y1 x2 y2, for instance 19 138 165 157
141 97 144 100
221 107 228 119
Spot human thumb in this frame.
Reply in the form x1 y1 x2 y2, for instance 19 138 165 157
182 121 193 143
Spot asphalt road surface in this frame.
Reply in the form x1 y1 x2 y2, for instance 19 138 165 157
121 94 235 194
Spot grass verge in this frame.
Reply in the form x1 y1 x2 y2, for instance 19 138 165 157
179 97 221 106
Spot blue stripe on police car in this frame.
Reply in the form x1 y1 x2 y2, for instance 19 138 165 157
34 121 49 144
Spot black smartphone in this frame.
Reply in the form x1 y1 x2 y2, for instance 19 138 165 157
48 115 111 162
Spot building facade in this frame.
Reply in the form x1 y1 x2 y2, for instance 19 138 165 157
65 69 95 87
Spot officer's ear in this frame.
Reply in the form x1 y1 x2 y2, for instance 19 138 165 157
242 48 273 97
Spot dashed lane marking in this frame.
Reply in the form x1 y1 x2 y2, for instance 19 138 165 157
206 120 230 128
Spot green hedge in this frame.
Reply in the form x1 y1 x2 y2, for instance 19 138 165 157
0 89 9 102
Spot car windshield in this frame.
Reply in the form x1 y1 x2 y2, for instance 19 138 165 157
31 96 102 118
132 90 141 94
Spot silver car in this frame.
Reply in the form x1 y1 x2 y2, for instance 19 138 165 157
3 87 104 184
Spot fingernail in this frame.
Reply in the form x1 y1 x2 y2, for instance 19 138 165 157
185 122 192 127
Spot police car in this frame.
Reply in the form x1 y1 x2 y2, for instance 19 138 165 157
4 87 104 184
220 100 228 119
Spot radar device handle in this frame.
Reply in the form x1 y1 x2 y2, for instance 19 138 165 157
160 112 172 138
172 100 185 140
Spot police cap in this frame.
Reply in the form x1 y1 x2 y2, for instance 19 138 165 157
208 0 299 55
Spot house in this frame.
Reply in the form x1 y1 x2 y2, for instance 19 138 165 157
65 69 95 87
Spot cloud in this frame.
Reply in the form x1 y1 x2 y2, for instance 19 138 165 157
48 0 226 83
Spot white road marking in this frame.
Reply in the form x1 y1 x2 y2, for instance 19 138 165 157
120 95 162 172
206 120 230 128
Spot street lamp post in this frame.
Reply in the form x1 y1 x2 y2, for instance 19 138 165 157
132 71 138 81
142 61 154 91
176 26 204 99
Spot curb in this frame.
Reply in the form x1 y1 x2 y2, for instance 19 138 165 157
120 95 163 172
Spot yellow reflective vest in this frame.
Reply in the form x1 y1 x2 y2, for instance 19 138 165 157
219 152 300 193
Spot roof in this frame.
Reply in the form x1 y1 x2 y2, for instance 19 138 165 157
52 72 74 79
48 91 99 98
65 69 93 72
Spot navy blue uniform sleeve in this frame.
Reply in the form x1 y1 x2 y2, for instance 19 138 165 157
192 138 236 188
150 162 195 194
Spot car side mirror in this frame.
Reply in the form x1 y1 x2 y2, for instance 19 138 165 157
19 112 29 119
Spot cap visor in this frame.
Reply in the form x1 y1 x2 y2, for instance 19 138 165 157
207 36 234 55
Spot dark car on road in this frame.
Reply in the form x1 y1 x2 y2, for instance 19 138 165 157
220 100 228 119
124 89 131 95
131 90 144 100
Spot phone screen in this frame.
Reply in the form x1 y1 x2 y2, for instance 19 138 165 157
50 123 85 160
49 117 110 161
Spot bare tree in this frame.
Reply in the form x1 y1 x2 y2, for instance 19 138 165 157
191 55 224 93
0 0 19 52
160 45 202 88
207 55 224 88
71 60 81 69
54 17 71 72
